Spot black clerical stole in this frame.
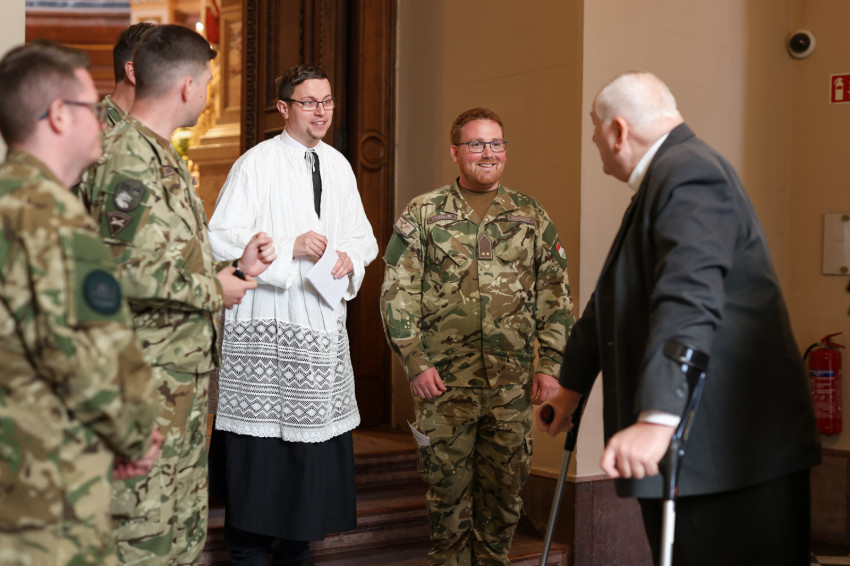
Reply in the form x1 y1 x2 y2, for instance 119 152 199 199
308 151 322 217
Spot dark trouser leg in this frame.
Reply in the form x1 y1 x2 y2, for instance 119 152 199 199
225 523 276 566
639 468 811 566
269 539 311 565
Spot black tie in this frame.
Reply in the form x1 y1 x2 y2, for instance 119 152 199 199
309 151 322 217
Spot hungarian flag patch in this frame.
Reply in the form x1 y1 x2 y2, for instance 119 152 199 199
556 241 566 260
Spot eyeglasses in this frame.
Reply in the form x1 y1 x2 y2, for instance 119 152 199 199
39 100 109 123
285 97 336 111
454 140 508 153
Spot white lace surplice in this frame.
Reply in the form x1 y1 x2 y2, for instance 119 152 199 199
208 132 378 443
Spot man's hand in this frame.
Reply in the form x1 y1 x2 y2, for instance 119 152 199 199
530 373 559 405
537 386 582 435
113 429 164 480
410 367 447 399
216 267 258 309
239 232 276 277
294 231 328 260
599 422 675 480
332 251 353 279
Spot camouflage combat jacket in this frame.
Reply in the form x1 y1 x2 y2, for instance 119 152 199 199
381 182 574 387
102 94 126 129
0 150 156 533
79 116 227 373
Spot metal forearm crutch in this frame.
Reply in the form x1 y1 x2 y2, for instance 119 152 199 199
538 394 589 566
659 341 709 566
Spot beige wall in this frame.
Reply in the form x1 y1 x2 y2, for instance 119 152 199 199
0 0 26 158
788 0 850 451
393 0 584 472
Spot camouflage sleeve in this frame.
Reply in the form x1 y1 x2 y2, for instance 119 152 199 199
535 212 575 377
87 151 224 313
380 206 432 380
1 207 155 461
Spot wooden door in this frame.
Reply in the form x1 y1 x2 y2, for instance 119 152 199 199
242 0 395 426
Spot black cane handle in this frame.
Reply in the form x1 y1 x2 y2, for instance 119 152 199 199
540 394 588 452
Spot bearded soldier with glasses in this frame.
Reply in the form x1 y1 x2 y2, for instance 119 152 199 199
381 107 574 565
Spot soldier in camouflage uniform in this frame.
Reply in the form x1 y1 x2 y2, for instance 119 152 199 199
78 25 276 566
102 22 156 129
0 41 159 566
380 108 575 565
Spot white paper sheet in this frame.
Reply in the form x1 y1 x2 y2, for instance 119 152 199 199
407 420 430 446
305 245 349 307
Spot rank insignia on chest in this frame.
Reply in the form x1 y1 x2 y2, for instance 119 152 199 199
161 165 176 177
478 233 493 260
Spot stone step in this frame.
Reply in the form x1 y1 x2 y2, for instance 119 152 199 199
311 531 569 566
312 482 430 556
352 428 421 490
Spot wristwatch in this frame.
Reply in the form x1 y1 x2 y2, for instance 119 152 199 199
232 259 247 281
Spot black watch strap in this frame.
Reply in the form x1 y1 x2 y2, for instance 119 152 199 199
232 259 246 281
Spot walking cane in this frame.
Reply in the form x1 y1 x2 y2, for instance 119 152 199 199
658 341 709 566
538 394 589 566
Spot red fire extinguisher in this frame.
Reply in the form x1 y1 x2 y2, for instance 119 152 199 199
805 332 844 435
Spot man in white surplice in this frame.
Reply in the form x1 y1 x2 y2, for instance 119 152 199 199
207 64 377 566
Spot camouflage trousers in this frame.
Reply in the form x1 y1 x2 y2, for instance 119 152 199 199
413 384 533 566
112 367 210 565
0 434 117 566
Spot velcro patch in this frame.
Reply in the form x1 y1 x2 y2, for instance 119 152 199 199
556 241 566 260
427 213 457 224
384 233 410 267
83 269 122 315
112 179 146 212
106 211 133 237
161 166 177 177
506 214 535 225
394 216 416 238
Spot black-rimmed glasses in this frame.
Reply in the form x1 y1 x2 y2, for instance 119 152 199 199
285 97 336 111
454 140 508 153
39 100 109 123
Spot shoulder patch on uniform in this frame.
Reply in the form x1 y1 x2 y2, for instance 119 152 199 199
106 211 133 237
393 216 417 238
427 213 457 224
384 233 410 267
112 179 146 212
83 269 122 315
506 214 535 225
555 241 567 260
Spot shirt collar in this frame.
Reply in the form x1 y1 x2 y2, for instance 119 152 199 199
627 132 669 192
282 129 319 152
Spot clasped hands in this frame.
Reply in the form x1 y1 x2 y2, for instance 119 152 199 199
537 387 675 480
113 429 164 480
294 230 352 279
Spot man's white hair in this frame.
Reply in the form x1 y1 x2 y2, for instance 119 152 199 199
594 72 681 126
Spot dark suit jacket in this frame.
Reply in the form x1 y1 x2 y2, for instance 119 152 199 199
561 123 821 498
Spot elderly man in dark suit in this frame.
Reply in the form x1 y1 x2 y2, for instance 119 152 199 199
539 72 821 565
